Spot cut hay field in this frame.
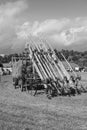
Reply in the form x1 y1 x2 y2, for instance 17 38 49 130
0 73 87 130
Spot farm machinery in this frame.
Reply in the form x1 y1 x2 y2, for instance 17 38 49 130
12 36 86 98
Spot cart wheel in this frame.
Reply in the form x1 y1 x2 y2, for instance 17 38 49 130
20 84 23 92
18 79 22 88
48 88 53 95
13 78 18 89
46 86 53 99
30 86 37 96
19 81 23 92
13 84 17 89
18 79 23 92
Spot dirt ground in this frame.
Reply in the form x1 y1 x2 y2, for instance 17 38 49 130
0 73 87 130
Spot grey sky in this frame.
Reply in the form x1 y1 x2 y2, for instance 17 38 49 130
0 0 87 21
29 0 87 20
0 0 87 53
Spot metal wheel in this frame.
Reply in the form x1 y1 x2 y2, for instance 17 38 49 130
18 79 22 88
20 83 23 92
13 78 18 89
18 79 23 92
30 85 37 96
46 85 53 99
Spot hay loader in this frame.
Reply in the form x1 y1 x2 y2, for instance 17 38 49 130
12 36 85 98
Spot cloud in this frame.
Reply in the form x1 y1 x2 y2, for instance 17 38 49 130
0 0 87 53
0 1 26 17
16 18 70 40
60 25 87 45
0 0 28 26
33 19 70 35
17 17 87 47
0 0 28 53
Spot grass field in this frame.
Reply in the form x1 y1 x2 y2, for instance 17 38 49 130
0 73 87 130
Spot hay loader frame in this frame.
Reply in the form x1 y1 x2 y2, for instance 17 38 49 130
12 36 85 98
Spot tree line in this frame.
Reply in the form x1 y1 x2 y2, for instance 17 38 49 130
55 49 87 67
0 50 87 67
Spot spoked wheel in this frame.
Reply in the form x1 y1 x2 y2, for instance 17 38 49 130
47 88 53 96
13 84 17 89
18 79 23 91
20 83 23 92
13 78 18 89
18 79 22 88
46 85 53 99
30 85 37 96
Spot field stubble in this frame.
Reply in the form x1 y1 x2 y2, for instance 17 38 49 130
0 73 87 130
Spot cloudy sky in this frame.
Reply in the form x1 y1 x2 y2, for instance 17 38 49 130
0 0 87 53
